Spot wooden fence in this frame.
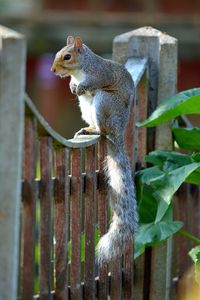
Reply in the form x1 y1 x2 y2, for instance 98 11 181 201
1 25 197 300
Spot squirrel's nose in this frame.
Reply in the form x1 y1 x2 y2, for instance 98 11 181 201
51 66 56 73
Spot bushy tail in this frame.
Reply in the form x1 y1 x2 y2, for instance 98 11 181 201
97 138 138 264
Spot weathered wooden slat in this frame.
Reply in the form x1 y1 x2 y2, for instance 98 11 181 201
55 148 70 300
125 99 136 169
97 138 108 300
174 184 191 276
39 137 54 300
70 148 83 300
21 117 38 300
110 259 122 300
137 72 148 169
123 242 134 300
123 92 137 300
134 72 148 300
0 26 26 300
84 145 97 300
149 31 177 300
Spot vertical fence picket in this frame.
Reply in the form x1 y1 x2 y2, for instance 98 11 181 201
110 260 122 300
134 72 149 300
71 148 83 299
55 147 70 300
97 138 108 300
84 145 97 300
125 99 136 169
123 243 134 300
0 26 26 300
175 184 192 276
150 32 177 300
39 137 54 300
123 88 137 300
21 117 38 299
137 72 148 169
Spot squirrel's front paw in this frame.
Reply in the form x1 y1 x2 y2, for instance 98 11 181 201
76 84 86 96
69 82 77 95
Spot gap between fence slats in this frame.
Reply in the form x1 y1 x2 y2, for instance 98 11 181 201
84 145 97 300
39 137 54 300
21 117 38 300
55 147 70 300
70 148 83 299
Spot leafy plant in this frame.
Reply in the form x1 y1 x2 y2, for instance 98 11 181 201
134 88 200 265
65 89 200 269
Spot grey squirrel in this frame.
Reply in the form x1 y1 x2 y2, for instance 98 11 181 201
51 36 138 264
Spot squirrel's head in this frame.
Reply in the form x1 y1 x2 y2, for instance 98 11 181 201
51 36 84 77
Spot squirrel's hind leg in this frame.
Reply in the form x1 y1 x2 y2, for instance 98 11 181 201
74 126 100 138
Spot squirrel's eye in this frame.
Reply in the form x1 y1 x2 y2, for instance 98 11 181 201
64 54 71 61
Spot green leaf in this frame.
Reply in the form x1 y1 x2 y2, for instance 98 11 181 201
137 88 200 127
186 169 200 185
153 162 200 222
136 152 200 222
172 127 200 151
135 166 163 223
145 150 200 185
192 153 200 162
146 150 193 171
134 220 183 259
189 246 200 282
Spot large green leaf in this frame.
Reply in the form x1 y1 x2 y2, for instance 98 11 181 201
186 170 200 185
136 151 200 222
135 166 163 223
137 88 200 127
134 219 183 258
145 150 200 185
145 150 193 170
172 127 200 151
151 162 200 222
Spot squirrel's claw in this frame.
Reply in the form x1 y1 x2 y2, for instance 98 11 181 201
69 82 77 95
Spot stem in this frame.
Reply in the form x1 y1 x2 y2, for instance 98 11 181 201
178 229 200 245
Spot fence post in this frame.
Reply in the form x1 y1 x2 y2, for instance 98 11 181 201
113 27 177 300
0 26 26 300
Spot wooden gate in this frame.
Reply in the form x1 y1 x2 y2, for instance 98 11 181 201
1 25 193 300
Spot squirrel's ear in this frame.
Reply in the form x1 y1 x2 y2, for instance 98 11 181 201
67 36 75 45
74 37 83 50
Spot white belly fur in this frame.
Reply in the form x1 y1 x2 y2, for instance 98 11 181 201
71 71 98 128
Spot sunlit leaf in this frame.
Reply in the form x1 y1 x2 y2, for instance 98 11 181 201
172 127 200 151
134 220 183 259
152 163 200 222
137 88 200 127
145 150 193 170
